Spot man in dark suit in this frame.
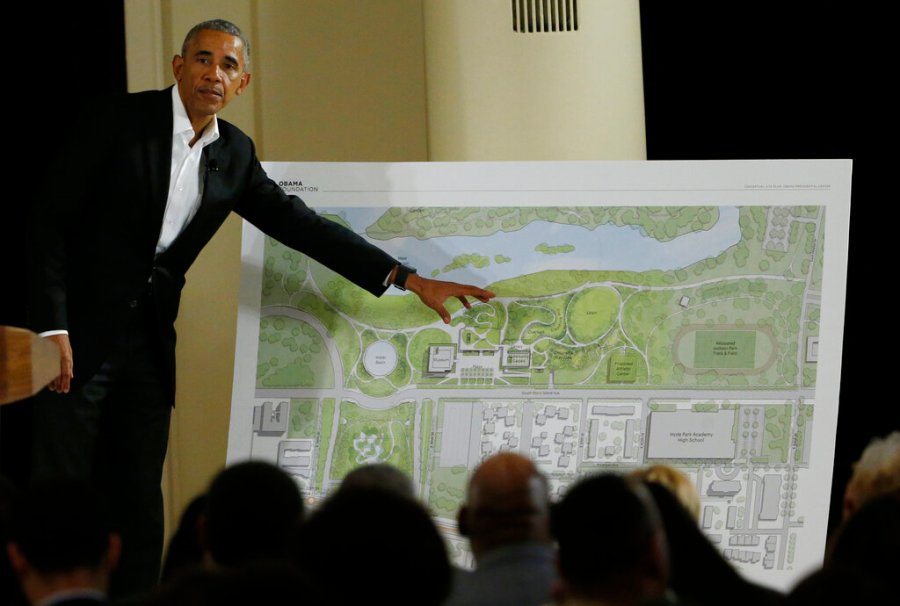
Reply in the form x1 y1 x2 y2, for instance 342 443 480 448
28 19 493 597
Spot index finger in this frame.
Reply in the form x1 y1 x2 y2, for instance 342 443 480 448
455 284 495 301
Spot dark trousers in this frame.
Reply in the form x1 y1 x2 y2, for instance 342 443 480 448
31 297 172 599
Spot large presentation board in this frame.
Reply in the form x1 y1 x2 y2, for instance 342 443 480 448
228 161 851 590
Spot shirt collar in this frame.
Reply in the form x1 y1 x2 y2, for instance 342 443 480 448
171 85 220 147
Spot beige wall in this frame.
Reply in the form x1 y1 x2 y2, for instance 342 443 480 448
124 0 643 535
254 1 428 162
424 0 645 160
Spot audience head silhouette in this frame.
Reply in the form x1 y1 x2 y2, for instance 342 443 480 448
6 480 120 605
338 463 416 500
628 464 700 520
552 473 669 606
295 486 451 606
201 460 304 567
458 452 551 561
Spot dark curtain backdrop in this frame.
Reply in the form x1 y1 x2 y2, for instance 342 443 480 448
639 3 891 534
0 2 127 485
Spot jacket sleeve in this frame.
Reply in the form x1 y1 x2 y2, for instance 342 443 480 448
232 149 397 297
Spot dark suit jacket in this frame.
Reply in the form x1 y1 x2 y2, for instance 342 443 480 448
29 88 396 395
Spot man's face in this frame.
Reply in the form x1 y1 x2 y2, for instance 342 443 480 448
172 29 250 124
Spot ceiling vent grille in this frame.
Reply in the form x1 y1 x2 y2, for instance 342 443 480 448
512 0 579 33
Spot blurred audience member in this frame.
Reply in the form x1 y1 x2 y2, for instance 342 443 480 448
841 431 899 521
0 475 24 605
446 453 555 606
200 461 304 568
148 560 322 606
628 464 700 520
551 473 671 606
796 491 900 605
783 432 900 606
160 493 207 583
642 481 782 606
6 480 120 605
783 566 886 606
295 487 450 605
829 491 899 577
338 463 416 500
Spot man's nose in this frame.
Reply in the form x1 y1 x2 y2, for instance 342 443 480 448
203 63 223 81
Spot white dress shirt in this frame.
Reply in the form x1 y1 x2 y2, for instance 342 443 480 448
157 85 220 253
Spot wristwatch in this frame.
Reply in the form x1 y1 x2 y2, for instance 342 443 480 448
393 264 417 291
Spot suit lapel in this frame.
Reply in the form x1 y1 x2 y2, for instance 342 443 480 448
145 88 174 239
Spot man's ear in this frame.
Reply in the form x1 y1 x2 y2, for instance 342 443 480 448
6 542 29 576
842 493 856 521
551 578 569 603
643 530 669 592
457 506 470 537
172 55 184 81
105 533 122 571
197 512 209 553
235 73 251 96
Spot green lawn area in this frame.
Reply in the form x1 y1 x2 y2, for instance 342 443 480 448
288 399 318 439
428 465 468 519
567 286 620 344
256 316 335 388
330 400 416 481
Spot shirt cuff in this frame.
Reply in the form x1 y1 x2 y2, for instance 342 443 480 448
38 329 68 337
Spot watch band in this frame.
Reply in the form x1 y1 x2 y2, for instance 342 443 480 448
394 264 417 291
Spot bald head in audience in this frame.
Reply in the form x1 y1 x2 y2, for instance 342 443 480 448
458 453 551 561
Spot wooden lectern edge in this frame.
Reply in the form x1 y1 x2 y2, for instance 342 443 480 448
0 325 60 405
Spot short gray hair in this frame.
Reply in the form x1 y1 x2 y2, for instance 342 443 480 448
181 19 251 72
846 431 900 513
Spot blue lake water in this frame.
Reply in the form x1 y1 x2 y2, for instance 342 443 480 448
331 207 741 292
